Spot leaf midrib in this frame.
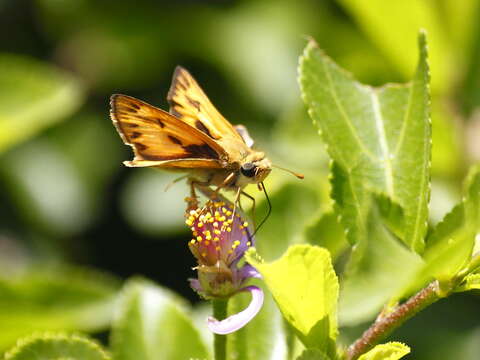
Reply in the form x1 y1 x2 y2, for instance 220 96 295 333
321 59 378 164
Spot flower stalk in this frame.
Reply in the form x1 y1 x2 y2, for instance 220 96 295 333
212 299 228 360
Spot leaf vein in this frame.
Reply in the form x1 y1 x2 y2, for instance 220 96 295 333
371 93 395 196
321 60 379 164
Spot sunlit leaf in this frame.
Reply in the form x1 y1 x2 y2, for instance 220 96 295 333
111 278 209 360
246 245 338 355
0 266 119 350
4 333 110 360
357 342 410 360
0 54 84 152
300 31 431 253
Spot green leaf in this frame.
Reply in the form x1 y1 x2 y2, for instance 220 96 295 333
4 333 110 360
396 165 480 298
246 245 339 354
357 342 410 360
423 166 480 281
296 348 332 360
111 278 209 360
302 211 348 262
455 273 480 292
227 279 289 360
299 31 431 253
0 266 120 350
0 54 84 153
339 197 423 325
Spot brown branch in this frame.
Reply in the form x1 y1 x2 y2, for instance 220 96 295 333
346 281 440 360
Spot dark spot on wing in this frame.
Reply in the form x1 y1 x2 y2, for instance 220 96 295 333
125 107 138 113
154 118 165 128
195 120 215 139
187 97 201 111
168 135 183 146
170 108 182 118
129 102 141 110
130 132 141 139
177 83 187 91
126 123 139 128
183 144 219 159
134 142 148 151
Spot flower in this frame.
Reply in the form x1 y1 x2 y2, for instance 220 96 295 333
185 199 264 334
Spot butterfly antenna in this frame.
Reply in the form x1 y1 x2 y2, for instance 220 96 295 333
252 182 272 237
272 164 304 179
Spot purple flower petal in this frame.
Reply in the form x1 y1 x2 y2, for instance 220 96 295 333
207 285 264 334
188 278 203 292
239 263 261 280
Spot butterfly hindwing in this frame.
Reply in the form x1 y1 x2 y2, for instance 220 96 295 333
110 94 227 167
167 66 245 143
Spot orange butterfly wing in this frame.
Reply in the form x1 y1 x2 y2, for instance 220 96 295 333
110 94 227 168
167 66 245 143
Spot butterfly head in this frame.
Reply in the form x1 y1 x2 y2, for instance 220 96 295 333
238 152 272 186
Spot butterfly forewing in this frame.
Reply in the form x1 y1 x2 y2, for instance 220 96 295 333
110 94 227 165
167 66 245 143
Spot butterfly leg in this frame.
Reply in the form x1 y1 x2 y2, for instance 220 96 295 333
164 174 188 192
240 191 256 230
186 179 211 211
229 186 242 224
213 172 236 195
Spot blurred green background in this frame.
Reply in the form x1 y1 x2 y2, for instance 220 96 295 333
1 0 480 358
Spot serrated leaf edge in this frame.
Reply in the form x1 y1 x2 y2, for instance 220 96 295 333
4 332 111 360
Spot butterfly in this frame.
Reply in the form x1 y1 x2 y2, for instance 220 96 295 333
110 66 302 212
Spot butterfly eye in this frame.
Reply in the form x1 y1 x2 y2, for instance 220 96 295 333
241 162 256 178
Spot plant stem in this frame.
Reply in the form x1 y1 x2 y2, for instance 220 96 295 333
346 281 440 360
213 298 228 360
